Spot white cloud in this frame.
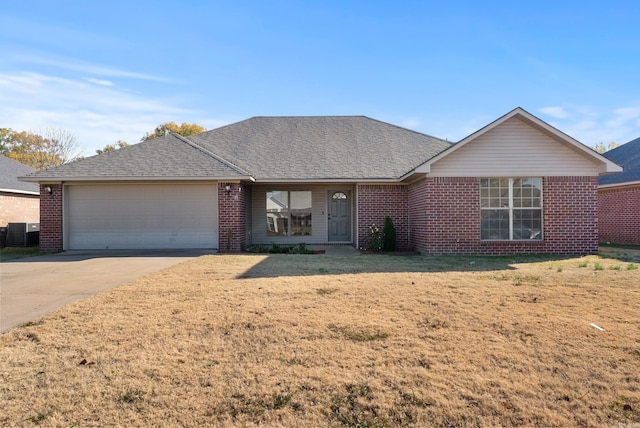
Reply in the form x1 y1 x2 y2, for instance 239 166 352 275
606 107 640 129
538 106 570 119
538 105 640 146
0 71 203 155
17 54 175 83
400 117 421 129
86 78 114 87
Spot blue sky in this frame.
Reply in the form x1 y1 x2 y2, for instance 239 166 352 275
1 1 639 155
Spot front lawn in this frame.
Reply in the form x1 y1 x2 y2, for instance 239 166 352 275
0 247 54 262
1 253 639 426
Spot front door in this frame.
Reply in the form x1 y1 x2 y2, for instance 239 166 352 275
328 191 351 242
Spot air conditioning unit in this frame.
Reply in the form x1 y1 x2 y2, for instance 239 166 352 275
6 223 40 247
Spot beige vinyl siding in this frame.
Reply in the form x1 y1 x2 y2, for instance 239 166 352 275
429 117 600 177
251 184 354 245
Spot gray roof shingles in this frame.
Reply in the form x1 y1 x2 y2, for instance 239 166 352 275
0 156 39 193
599 137 640 185
189 116 452 180
22 116 452 182
23 133 248 180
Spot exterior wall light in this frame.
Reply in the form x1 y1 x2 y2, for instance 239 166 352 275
44 185 53 195
225 184 232 195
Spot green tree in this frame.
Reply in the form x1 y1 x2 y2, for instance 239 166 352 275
0 128 12 154
141 122 206 142
96 140 130 154
593 141 621 154
382 216 397 252
1 127 80 170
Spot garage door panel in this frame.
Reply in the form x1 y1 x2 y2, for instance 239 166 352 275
66 184 218 250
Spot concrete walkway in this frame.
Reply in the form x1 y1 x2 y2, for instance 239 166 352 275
0 250 212 333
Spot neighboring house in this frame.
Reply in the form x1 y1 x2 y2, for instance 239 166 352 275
0 155 40 227
21 107 621 255
598 137 640 245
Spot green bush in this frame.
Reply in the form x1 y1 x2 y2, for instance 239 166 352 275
247 243 314 254
382 216 397 252
363 224 383 252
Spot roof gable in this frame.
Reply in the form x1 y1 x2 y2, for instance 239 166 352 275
188 116 452 181
21 134 250 182
0 155 39 194
599 136 640 186
409 107 622 177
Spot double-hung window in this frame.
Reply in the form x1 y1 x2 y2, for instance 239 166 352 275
480 178 542 241
266 191 312 236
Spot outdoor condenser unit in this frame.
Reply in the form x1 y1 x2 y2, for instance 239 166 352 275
6 222 40 247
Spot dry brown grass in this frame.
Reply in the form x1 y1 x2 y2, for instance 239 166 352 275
1 251 640 427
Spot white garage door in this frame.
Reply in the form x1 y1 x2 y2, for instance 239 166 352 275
66 184 218 250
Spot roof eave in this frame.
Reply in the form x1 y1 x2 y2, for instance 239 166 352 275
253 178 401 184
18 175 255 183
598 180 640 189
0 187 40 196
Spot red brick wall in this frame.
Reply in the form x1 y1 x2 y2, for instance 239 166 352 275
408 178 428 252
0 193 39 226
218 183 247 252
598 184 640 245
357 184 409 249
408 176 598 255
39 184 63 251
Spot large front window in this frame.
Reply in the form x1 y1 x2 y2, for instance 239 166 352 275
480 178 542 240
266 191 312 236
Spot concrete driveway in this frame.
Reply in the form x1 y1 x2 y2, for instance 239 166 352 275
0 250 212 333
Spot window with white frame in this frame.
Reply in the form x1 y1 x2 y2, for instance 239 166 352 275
480 178 542 240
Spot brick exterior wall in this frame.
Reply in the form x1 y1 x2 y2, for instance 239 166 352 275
408 176 598 255
39 184 63 252
218 183 248 252
598 184 640 245
357 184 409 249
0 193 39 226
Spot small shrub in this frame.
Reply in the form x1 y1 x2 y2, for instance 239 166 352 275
268 243 285 253
289 243 314 254
594 262 604 271
609 265 622 271
363 224 383 252
246 244 270 253
557 266 563 272
382 216 397 252
578 261 588 268
628 263 638 271
247 243 315 254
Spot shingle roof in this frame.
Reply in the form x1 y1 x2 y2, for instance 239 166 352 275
20 116 452 182
599 137 640 186
188 116 452 180
22 133 249 181
0 156 39 193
